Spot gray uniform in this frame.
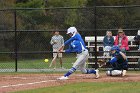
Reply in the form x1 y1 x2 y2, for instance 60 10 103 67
50 35 64 57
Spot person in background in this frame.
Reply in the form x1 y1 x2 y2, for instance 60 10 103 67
103 31 114 57
134 30 140 50
50 31 64 69
114 28 129 53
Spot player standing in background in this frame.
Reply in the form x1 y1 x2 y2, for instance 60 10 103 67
57 27 99 80
106 45 128 76
50 31 64 69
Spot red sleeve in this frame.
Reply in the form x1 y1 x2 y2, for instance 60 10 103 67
114 36 118 45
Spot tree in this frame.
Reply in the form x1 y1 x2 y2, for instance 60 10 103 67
15 0 52 54
45 0 87 28
86 0 140 30
0 0 15 53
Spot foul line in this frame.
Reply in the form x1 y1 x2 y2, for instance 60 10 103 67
0 80 56 88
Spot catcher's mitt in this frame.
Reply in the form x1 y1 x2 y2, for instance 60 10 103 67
97 59 107 67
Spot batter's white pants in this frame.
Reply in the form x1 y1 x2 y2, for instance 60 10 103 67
72 49 89 73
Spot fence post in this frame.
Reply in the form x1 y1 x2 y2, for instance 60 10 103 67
14 9 18 72
94 0 98 69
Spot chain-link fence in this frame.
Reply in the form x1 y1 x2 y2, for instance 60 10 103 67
0 5 140 72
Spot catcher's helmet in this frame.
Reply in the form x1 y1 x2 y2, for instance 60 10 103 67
111 45 120 52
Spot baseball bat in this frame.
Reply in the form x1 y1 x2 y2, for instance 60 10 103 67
49 54 57 67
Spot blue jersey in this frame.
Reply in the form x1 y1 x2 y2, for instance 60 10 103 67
109 52 128 70
64 33 87 53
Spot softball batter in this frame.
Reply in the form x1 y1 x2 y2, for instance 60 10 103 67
57 27 99 80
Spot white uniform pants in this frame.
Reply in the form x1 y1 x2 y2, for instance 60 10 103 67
73 49 89 73
106 70 122 76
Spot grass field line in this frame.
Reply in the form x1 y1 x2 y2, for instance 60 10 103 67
0 80 56 88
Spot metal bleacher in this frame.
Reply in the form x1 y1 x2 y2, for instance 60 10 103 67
85 36 140 70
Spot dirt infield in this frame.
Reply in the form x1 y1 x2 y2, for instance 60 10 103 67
0 72 140 93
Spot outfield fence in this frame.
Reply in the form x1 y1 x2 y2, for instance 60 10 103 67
0 5 140 72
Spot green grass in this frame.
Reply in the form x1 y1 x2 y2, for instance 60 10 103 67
12 82 140 93
0 56 76 69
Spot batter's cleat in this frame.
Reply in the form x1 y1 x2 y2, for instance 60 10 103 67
57 76 69 80
122 70 126 76
95 69 99 79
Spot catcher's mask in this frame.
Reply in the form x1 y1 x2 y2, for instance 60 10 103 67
110 45 120 56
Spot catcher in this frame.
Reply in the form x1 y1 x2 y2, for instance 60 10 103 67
99 45 128 76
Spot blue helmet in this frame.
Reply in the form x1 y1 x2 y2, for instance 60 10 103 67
111 45 120 52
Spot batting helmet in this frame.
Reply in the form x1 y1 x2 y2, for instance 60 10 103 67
67 27 77 35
